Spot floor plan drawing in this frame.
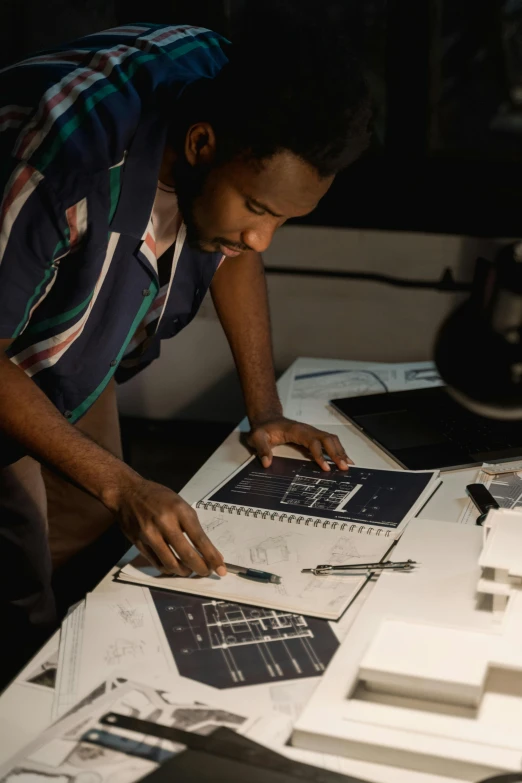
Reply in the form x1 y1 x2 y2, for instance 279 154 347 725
281 474 362 511
150 591 339 688
207 457 437 528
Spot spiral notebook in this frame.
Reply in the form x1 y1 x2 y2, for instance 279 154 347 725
118 456 440 620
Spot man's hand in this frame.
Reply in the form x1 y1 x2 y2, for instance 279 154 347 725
115 477 227 577
247 416 353 472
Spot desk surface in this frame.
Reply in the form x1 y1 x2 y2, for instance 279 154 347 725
0 358 477 783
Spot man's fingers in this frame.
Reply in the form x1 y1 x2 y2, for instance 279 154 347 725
179 507 227 576
249 429 273 468
167 506 226 577
308 438 330 471
141 528 191 576
320 434 352 469
135 541 163 570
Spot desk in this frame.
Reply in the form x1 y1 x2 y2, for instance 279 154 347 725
0 358 478 783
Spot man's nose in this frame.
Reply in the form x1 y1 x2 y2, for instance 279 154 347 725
241 221 278 254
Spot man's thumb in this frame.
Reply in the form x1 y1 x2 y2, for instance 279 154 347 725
251 429 272 468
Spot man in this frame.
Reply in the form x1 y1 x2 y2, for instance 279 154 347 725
0 22 370 644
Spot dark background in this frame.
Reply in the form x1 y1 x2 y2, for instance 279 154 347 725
1 0 522 237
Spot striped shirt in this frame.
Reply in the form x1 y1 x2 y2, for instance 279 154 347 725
0 23 228 462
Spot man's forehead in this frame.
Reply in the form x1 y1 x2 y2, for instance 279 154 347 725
237 152 333 216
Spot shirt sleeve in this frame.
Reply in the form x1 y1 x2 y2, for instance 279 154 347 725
0 160 66 339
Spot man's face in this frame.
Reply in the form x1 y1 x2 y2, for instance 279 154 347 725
170 144 333 257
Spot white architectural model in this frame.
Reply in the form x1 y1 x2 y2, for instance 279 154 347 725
292 511 522 780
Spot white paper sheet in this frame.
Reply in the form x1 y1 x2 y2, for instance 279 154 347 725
77 586 175 700
52 600 85 720
285 360 442 425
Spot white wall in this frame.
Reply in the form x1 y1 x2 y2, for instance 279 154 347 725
117 226 502 421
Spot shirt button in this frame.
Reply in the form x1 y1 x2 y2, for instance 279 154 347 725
110 359 118 367
64 410 72 419
142 288 150 297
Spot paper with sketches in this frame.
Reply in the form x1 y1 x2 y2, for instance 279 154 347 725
0 678 254 783
118 511 391 620
285 360 442 425
77 587 174 699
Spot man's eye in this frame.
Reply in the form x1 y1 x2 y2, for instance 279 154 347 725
246 202 265 216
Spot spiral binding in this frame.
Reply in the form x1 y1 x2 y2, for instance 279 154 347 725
195 500 392 536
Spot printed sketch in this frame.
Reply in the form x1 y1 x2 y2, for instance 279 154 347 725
208 456 434 528
150 591 339 688
291 370 389 400
25 650 59 690
404 366 441 384
114 602 144 630
170 707 245 736
281 475 363 512
104 640 146 666
459 468 522 524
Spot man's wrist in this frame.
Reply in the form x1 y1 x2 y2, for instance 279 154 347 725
248 402 284 428
97 463 142 512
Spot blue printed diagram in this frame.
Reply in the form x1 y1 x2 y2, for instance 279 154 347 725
150 591 339 688
281 474 363 512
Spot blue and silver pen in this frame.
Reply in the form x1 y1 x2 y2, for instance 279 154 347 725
225 562 281 584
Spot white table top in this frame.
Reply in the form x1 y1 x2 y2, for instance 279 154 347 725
0 358 477 783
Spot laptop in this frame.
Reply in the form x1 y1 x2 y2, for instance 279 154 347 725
331 386 522 471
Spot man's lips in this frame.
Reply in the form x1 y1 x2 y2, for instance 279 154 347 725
219 244 243 257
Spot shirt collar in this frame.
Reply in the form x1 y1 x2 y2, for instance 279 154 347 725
109 104 169 239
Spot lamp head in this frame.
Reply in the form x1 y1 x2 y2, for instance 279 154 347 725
434 243 522 420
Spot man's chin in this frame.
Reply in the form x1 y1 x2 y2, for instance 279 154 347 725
187 237 218 254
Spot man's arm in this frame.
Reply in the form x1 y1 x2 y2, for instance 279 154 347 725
0 340 225 576
211 252 351 471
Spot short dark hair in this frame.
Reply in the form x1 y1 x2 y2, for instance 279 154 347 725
171 12 371 177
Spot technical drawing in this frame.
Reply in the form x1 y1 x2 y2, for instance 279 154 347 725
459 470 522 524
404 366 441 384
249 536 292 565
209 457 435 527
150 591 339 688
292 370 389 400
281 474 363 512
489 473 522 510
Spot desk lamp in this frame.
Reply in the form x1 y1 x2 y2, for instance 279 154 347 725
434 242 522 420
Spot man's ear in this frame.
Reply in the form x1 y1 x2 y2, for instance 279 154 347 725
185 122 216 165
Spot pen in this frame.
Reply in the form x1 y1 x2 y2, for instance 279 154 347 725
225 562 282 584
465 483 500 526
